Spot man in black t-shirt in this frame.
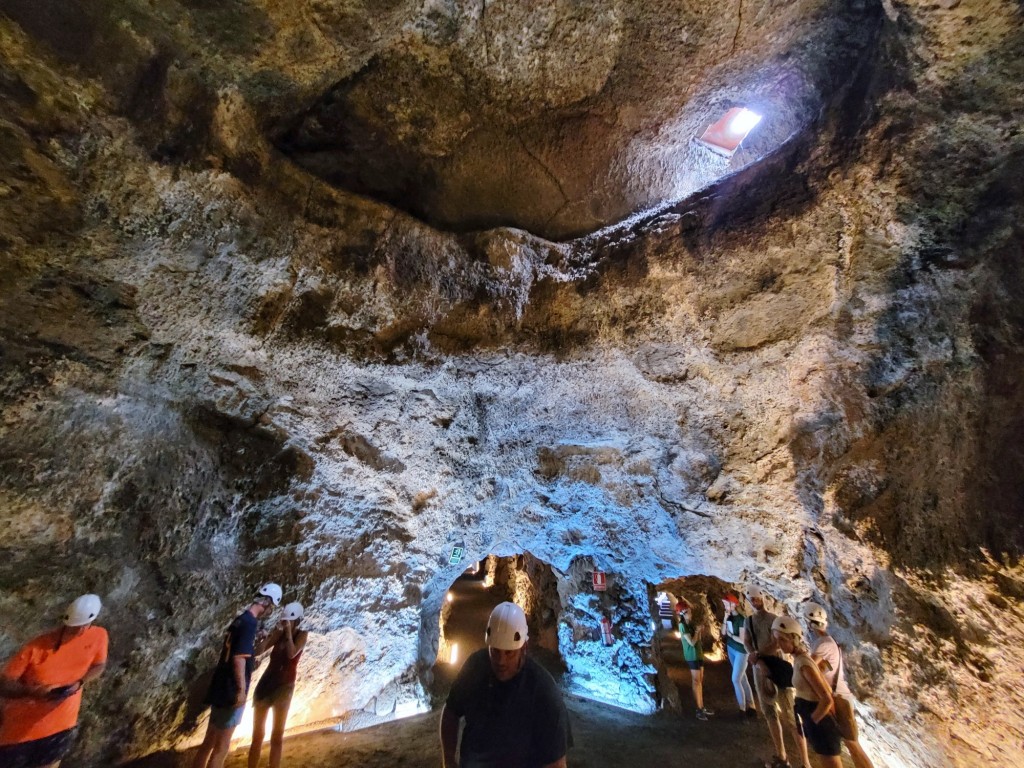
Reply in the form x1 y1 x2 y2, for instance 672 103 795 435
190 583 282 768
440 602 571 768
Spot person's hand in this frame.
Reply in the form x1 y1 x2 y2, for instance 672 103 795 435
284 620 293 639
28 683 55 699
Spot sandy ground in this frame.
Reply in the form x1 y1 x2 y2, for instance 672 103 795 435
221 575 852 768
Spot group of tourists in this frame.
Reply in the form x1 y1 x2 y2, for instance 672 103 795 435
0 585 307 768
674 585 875 768
2 583 874 768
190 583 308 768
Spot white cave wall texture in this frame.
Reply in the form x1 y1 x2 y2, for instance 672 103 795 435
1 1 1023 767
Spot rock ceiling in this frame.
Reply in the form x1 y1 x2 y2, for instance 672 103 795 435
1 1 1023 767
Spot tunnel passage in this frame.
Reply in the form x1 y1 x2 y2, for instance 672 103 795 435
648 574 741 712
421 552 663 715
431 553 565 693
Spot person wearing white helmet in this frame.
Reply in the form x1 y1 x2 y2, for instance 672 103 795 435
247 602 308 768
743 586 803 768
0 594 108 768
191 583 281 768
805 604 875 768
772 615 842 768
440 601 572 768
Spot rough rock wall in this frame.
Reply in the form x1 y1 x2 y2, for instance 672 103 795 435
0 1 1023 767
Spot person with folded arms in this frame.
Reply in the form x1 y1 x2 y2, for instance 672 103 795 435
0 594 108 768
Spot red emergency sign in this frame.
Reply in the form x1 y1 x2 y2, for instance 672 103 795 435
592 571 607 591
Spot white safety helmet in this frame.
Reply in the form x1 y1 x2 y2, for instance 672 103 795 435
282 602 304 621
746 585 766 601
771 615 803 637
805 603 829 628
485 602 529 651
258 583 283 606
64 594 102 627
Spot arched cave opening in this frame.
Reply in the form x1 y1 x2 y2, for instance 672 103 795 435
648 574 746 714
429 553 565 695
422 552 666 717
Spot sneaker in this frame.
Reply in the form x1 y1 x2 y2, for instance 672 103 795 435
701 706 714 716
745 707 758 718
696 708 708 721
770 757 791 768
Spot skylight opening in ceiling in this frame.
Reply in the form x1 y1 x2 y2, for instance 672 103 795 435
696 107 763 158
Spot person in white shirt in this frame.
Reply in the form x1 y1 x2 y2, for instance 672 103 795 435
805 604 875 768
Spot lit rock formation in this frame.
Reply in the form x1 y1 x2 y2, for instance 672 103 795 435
0 1 1022 767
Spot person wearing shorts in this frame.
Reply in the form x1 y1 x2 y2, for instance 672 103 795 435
678 602 713 721
744 587 805 768
806 604 875 768
247 602 307 768
191 583 281 768
0 594 108 768
772 616 841 768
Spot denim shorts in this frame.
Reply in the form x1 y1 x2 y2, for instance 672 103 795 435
209 704 246 729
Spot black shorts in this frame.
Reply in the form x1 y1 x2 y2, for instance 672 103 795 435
686 659 704 670
0 728 77 768
794 698 842 757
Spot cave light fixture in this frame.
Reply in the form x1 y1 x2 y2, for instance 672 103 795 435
696 107 763 158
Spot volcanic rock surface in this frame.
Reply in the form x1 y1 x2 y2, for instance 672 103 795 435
0 1 1023 767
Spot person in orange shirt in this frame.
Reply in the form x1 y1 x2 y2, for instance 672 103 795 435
0 594 109 768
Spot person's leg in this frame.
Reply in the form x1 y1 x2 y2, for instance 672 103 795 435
691 667 704 710
190 721 221 768
739 662 756 711
727 646 742 708
845 740 875 768
788 692 812 768
268 688 293 768
729 647 754 710
753 664 786 762
207 725 236 768
248 700 270 768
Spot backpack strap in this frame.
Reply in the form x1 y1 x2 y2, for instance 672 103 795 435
833 642 845 694
746 614 758 652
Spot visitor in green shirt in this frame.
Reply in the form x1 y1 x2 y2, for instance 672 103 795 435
678 602 713 721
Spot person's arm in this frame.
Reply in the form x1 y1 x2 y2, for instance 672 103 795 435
232 654 249 707
77 661 106 692
0 676 51 699
283 623 308 659
440 703 460 768
254 626 281 657
742 618 758 661
681 625 698 646
0 645 53 699
801 658 836 723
